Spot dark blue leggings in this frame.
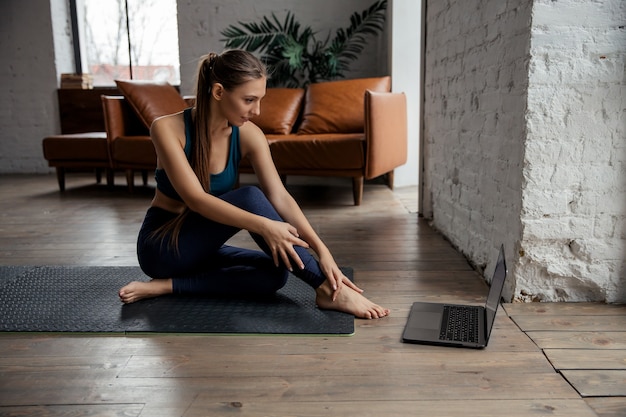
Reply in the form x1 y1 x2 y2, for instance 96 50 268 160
137 186 326 296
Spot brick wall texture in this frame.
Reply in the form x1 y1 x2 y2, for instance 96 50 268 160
423 0 625 302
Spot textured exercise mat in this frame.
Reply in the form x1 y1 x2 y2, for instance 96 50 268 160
0 266 354 335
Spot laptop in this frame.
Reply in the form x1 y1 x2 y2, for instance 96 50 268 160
402 244 507 348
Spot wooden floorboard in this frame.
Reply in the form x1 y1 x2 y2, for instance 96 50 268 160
561 370 626 397
511 315 626 332
0 405 144 417
524 331 626 350
585 397 626 417
179 400 599 417
0 173 621 416
506 301 626 417
545 349 626 370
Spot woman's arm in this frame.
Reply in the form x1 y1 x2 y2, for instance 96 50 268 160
241 123 362 297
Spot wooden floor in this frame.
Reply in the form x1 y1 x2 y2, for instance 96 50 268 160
0 173 624 417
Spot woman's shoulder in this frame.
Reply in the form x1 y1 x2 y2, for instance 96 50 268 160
152 109 186 128
150 111 187 149
238 121 265 140
151 111 186 135
238 121 269 158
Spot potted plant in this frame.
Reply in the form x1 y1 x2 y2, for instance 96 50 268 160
221 0 387 87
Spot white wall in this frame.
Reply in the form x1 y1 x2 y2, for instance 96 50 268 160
423 0 531 301
423 0 625 303
518 0 626 302
0 0 65 173
390 0 422 189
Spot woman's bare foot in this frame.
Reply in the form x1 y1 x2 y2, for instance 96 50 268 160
315 280 389 319
119 279 173 304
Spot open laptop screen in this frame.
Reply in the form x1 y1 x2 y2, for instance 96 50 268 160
484 245 507 338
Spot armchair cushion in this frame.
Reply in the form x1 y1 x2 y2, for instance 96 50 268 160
297 76 391 134
115 80 188 129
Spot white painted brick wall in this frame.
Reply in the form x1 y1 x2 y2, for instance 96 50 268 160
424 0 625 303
423 0 531 301
520 0 625 303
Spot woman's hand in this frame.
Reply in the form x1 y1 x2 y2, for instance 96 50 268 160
260 218 310 271
318 252 364 301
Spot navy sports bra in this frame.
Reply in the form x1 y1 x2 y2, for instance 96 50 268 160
155 108 241 200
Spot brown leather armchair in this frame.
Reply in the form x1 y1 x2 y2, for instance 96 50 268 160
101 96 154 191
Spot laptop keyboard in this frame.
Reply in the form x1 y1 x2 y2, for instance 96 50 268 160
439 305 480 343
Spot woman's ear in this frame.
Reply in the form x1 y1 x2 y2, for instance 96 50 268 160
212 83 224 100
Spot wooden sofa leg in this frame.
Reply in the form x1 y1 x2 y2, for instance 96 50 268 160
106 169 114 188
386 170 395 190
55 167 66 192
125 169 135 192
95 168 102 184
352 176 363 206
141 170 148 186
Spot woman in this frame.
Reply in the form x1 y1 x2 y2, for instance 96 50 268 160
118 50 389 319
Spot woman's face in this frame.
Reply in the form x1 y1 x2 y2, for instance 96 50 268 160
216 77 266 127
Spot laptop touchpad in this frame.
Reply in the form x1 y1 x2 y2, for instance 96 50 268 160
410 312 441 330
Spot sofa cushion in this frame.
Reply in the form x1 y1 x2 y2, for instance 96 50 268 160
267 133 365 170
111 135 156 166
297 76 391 134
252 88 304 135
115 80 188 129
43 132 109 162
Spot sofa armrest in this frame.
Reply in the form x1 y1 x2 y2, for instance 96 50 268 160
364 90 408 180
101 95 149 143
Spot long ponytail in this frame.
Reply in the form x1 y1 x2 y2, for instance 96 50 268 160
192 53 218 194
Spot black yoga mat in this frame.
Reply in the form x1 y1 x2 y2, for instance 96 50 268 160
0 266 354 335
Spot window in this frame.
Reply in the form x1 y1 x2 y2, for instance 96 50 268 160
76 0 180 86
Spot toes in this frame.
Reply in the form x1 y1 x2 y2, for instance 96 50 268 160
369 306 387 319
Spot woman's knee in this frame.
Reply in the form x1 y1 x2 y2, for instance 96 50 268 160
226 185 266 204
224 186 280 219
237 185 265 199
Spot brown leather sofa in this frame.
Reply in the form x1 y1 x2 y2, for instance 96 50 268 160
101 76 407 205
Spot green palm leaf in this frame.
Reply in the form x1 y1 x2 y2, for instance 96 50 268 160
221 13 300 54
220 0 387 87
327 0 387 69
